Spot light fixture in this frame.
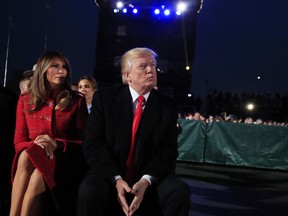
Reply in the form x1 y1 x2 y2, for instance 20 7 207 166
164 9 170 16
116 1 124 9
133 8 138 14
246 103 255 111
176 2 187 12
154 9 160 15
108 1 204 17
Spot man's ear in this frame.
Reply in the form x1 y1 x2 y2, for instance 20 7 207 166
126 73 131 82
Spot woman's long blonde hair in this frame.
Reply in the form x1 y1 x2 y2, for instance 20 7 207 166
28 51 73 111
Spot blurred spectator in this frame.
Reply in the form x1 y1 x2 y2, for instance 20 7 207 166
19 77 30 95
186 113 193 120
23 64 36 79
244 117 254 124
214 114 225 122
193 112 201 121
255 118 263 125
19 64 36 95
78 75 98 113
71 83 78 91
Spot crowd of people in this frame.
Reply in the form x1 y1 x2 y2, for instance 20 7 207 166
181 89 288 126
181 111 288 127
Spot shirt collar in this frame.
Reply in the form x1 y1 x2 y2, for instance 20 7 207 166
129 86 150 103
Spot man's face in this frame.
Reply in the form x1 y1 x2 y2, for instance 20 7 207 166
126 55 157 94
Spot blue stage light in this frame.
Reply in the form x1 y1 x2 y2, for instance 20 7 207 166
122 8 127 13
133 8 138 14
164 9 170 16
154 9 160 15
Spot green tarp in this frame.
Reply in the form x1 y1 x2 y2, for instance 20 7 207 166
177 119 288 170
177 120 206 163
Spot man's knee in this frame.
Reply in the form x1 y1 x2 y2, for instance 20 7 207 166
176 179 191 199
157 176 191 215
170 178 191 205
158 176 191 205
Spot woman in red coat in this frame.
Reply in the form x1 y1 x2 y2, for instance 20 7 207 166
10 51 88 216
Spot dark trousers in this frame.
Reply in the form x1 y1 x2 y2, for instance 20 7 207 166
77 174 191 216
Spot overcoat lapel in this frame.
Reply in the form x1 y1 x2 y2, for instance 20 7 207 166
113 87 133 165
138 90 161 147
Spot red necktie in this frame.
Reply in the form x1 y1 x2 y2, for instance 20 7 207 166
126 95 145 184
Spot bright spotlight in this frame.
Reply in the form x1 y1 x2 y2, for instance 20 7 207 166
154 9 160 15
116 1 124 9
175 11 182 15
113 8 119 13
133 8 138 14
164 9 170 16
246 103 255 111
185 65 190 70
177 2 187 12
122 8 127 13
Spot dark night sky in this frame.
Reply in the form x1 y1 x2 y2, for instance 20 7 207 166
191 0 288 97
0 0 98 92
1 0 288 97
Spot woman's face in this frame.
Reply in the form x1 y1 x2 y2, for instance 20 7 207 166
46 58 68 90
78 79 95 101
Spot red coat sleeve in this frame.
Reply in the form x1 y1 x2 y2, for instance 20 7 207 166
54 95 88 152
14 95 33 153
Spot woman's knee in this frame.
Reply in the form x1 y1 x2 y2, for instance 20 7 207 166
16 151 34 173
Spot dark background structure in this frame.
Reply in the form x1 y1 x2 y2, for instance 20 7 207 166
1 0 288 115
93 0 200 110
